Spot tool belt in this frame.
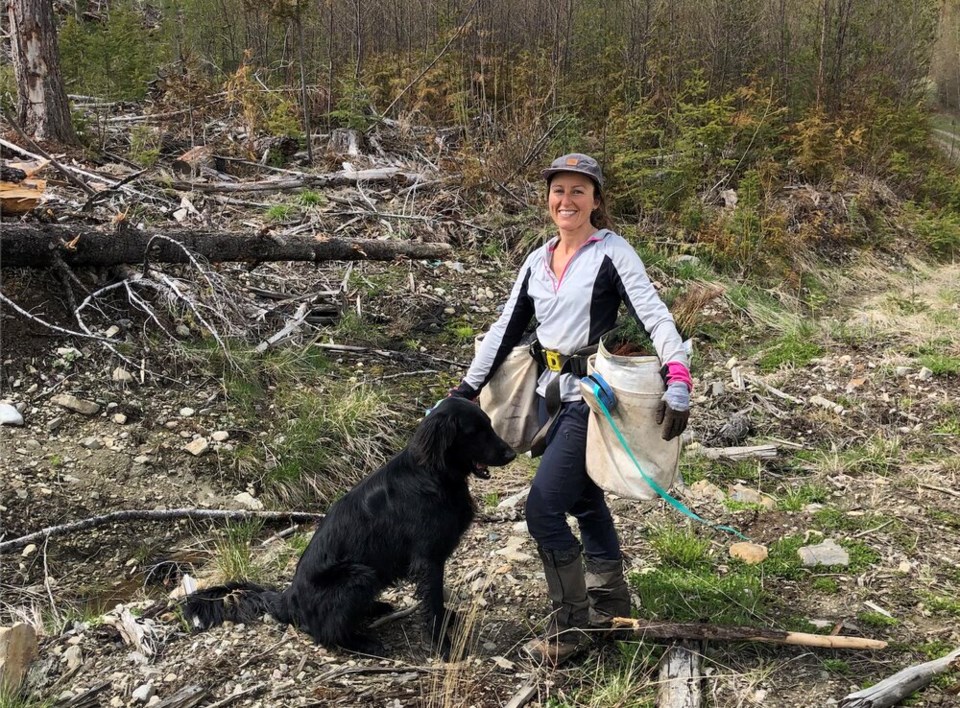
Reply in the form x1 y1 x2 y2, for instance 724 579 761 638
529 340 593 377
528 340 598 456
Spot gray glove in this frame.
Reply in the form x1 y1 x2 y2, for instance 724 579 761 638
656 382 690 441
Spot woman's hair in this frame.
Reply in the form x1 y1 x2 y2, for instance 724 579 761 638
547 174 614 230
590 186 614 230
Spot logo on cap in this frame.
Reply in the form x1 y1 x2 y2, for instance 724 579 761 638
565 157 579 166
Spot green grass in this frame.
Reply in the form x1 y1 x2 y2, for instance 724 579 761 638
648 525 712 569
213 520 264 583
918 353 960 375
0 689 55 708
297 189 325 206
922 592 960 617
630 565 764 626
857 610 898 629
778 482 830 511
822 658 851 674
577 643 659 708
265 204 298 222
811 577 839 593
756 326 824 372
483 492 500 508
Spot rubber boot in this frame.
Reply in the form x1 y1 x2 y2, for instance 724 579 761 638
584 555 632 637
522 545 591 665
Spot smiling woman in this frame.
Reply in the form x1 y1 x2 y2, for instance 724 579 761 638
444 152 693 665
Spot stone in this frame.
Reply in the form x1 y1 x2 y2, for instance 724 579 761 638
0 403 24 426
493 536 532 562
21 545 36 558
112 367 134 384
720 188 738 208
81 437 102 450
687 480 725 502
113 413 128 425
132 682 155 704
104 325 121 338
917 367 934 381
234 491 263 510
51 394 100 416
709 381 725 397
727 484 776 510
211 430 230 442
894 366 911 377
729 542 768 565
47 417 63 432
798 539 849 567
0 623 39 693
64 644 82 671
184 438 209 456
179 407 195 417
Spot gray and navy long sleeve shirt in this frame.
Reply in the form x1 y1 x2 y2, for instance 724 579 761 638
464 229 688 403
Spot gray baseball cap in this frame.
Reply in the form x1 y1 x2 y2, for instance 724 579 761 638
541 153 605 189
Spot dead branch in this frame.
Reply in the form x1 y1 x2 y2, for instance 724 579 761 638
695 444 779 461
0 289 121 343
0 224 452 268
0 509 324 554
161 167 426 194
840 647 960 708
609 618 887 650
503 676 541 708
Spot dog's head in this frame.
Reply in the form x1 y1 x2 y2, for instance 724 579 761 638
409 397 516 478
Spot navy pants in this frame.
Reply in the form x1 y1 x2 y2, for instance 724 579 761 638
524 398 622 560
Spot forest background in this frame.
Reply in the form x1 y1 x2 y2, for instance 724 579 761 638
5 0 960 269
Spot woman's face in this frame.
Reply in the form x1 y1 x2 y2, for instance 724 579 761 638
548 172 600 239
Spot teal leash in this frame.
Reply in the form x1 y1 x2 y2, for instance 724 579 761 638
588 384 750 541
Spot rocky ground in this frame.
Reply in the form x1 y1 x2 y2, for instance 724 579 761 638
1 138 959 706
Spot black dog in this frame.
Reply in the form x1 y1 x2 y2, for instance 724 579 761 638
182 397 515 656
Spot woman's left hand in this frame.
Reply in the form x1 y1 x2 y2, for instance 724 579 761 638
656 382 690 441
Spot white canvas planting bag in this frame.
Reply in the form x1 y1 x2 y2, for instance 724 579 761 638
476 335 540 453
580 340 681 500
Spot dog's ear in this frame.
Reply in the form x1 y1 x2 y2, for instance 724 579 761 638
409 408 457 471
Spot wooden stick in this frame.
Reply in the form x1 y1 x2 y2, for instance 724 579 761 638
696 444 779 461
0 509 323 554
504 676 540 708
840 647 960 708
610 618 887 650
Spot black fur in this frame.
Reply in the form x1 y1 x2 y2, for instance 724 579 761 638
182 398 515 657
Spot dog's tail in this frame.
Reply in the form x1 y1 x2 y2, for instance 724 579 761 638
180 581 284 630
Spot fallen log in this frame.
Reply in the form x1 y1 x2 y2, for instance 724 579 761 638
840 646 960 708
658 641 703 707
610 617 887 650
0 224 451 268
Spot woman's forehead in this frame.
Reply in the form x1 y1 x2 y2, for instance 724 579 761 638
549 173 596 188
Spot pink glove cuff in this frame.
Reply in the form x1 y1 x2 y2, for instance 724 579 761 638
665 361 693 391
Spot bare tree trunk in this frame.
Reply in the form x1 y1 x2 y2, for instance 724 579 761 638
7 0 77 143
0 224 452 268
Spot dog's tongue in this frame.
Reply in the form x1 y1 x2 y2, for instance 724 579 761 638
473 463 491 479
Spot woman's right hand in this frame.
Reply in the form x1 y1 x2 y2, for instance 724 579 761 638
656 382 690 440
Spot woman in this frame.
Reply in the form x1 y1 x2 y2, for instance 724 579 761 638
449 153 692 664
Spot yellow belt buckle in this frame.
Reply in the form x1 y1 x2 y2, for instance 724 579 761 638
545 350 562 372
